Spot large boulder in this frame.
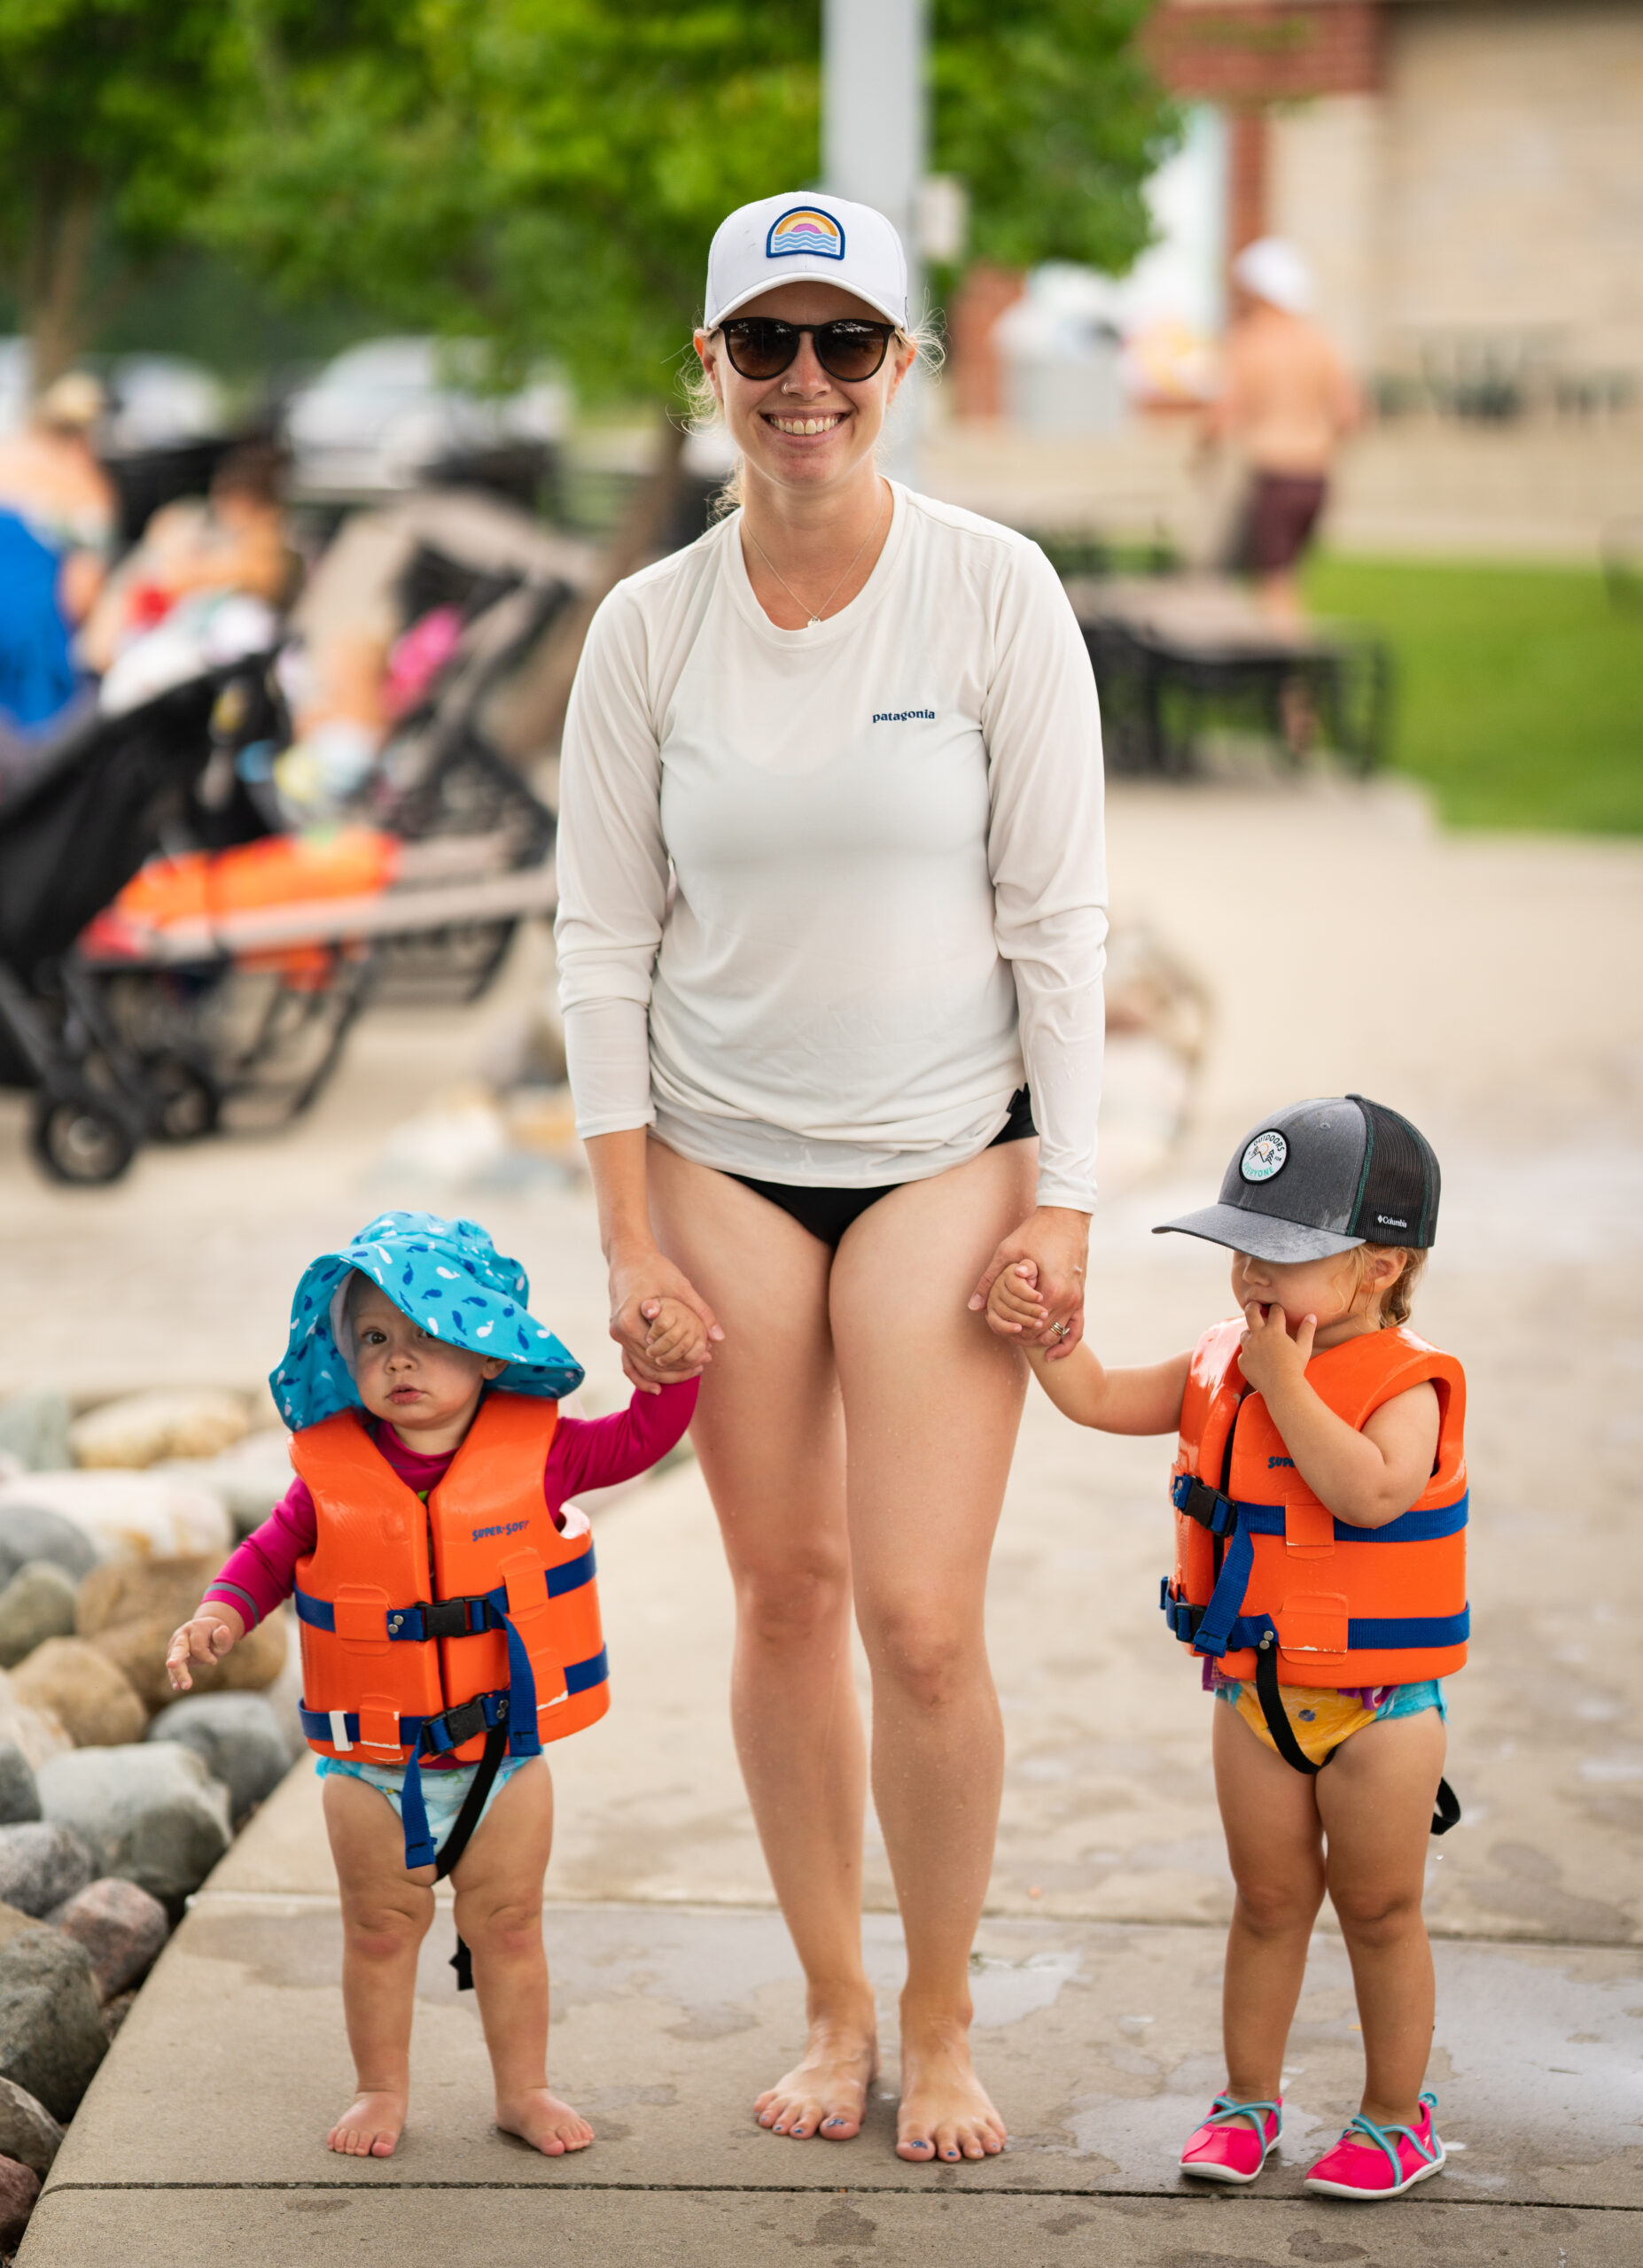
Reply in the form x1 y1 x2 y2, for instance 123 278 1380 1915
37 1744 230 1917
145 1693 291 1823
48 1877 168 2000
0 1682 68 1778
0 1564 78 1670
0 1472 230 1565
154 1427 293 1539
0 1827 95 1918
0 2076 63 2178
68 1390 249 1472
11 1642 145 1749
0 2153 39 2251
0 1505 97 1593
77 1555 285 1713
0 1394 70 1480
0 1749 38 1828
0 1922 106 2122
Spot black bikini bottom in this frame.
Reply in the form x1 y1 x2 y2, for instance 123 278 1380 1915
731 1088 1036 1251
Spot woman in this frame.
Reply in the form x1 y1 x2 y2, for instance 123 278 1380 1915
555 190 1106 2165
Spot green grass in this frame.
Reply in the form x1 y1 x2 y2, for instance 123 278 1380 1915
1302 555 1643 833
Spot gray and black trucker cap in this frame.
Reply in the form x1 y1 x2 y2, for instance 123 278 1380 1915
1153 1095 1441 1265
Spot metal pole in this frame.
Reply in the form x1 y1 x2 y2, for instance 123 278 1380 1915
823 0 927 481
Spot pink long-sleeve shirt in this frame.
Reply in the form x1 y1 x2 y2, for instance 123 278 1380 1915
204 1379 697 1632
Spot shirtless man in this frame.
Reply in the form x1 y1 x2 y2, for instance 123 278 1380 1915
1202 238 1362 626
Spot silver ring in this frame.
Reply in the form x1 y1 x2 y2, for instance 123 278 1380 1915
1051 1322 1071 1340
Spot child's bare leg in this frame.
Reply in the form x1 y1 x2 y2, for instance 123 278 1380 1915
1211 1701 1327 2100
449 1759 591 2156
323 1772 436 2156
1318 1708 1445 2127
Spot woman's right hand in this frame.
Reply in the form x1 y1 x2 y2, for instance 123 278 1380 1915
608 1245 723 1392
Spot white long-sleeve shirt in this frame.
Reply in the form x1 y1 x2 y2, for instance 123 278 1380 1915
555 484 1107 1210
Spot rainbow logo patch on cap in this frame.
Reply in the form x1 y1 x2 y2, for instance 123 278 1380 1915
767 206 845 261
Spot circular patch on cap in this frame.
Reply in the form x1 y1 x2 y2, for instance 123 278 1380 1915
1241 1130 1289 1183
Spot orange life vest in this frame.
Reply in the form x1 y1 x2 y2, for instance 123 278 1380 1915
292 1392 608 1804
1161 1319 1468 1688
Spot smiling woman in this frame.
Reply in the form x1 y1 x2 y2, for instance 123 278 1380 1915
554 190 1108 2171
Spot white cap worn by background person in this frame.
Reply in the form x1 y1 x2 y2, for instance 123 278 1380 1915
1231 237 1314 317
704 192 908 332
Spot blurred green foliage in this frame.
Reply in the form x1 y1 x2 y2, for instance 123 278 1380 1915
0 0 243 378
1305 555 1643 835
0 1 1174 407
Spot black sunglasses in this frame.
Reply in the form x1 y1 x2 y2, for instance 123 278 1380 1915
720 317 895 384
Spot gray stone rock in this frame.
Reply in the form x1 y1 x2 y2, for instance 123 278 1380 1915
0 2075 62 2178
0 1928 105 2122
0 1506 96 1593
0 1824 95 1918
0 1563 78 1671
37 1744 230 1919
146 1693 292 1823
0 1749 39 1828
48 1876 168 2000
0 1394 70 1480
0 2150 39 2250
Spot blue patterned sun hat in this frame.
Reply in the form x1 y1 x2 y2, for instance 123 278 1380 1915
270 1211 584 1432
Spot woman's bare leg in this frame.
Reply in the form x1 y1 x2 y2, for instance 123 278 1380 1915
649 1142 876 2141
829 1141 1035 2163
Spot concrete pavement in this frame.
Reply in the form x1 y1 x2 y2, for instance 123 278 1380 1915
6 780 1643 2261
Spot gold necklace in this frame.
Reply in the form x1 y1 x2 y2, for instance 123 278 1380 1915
744 488 887 629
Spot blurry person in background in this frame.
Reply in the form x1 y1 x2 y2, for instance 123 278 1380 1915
0 371 117 626
81 441 298 675
0 374 116 762
1202 239 1362 628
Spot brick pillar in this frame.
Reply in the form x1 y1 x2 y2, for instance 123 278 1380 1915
948 263 1027 421
1228 105 1269 259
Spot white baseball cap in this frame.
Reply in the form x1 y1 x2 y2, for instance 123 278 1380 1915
1231 236 1314 316
704 191 908 332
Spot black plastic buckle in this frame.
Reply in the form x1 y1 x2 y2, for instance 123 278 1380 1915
1173 1478 1236 1537
422 1691 508 1755
418 1596 488 1640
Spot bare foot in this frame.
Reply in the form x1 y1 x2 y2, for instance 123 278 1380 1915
755 2007 879 2142
496 2086 595 2156
895 2021 1007 2164
328 2089 406 2158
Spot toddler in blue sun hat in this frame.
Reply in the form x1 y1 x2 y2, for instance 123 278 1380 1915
167 1211 704 2162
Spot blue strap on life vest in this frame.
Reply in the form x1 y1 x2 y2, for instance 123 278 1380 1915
293 1541 596 1640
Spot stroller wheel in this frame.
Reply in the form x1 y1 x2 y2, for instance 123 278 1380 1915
29 1083 140 1186
145 1056 222 1145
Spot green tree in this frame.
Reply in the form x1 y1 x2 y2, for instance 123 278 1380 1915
207 0 1177 406
0 0 244 384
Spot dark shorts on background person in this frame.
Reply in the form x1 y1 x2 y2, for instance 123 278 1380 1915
1247 472 1328 575
733 1086 1037 1250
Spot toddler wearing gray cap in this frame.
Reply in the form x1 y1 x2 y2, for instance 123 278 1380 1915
989 1095 1468 2204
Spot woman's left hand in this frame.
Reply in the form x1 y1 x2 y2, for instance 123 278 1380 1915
969 1206 1090 1359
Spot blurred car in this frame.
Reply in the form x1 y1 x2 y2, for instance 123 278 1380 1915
105 354 230 451
282 338 570 509
0 338 29 435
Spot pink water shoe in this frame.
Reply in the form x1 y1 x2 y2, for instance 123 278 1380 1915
1304 2092 1445 2200
1178 2093 1281 2184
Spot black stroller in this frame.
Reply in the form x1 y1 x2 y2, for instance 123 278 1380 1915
0 659 282 1181
1 562 577 1184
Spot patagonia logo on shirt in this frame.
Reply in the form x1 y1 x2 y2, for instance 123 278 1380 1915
872 708 935 723
471 1518 530 1542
